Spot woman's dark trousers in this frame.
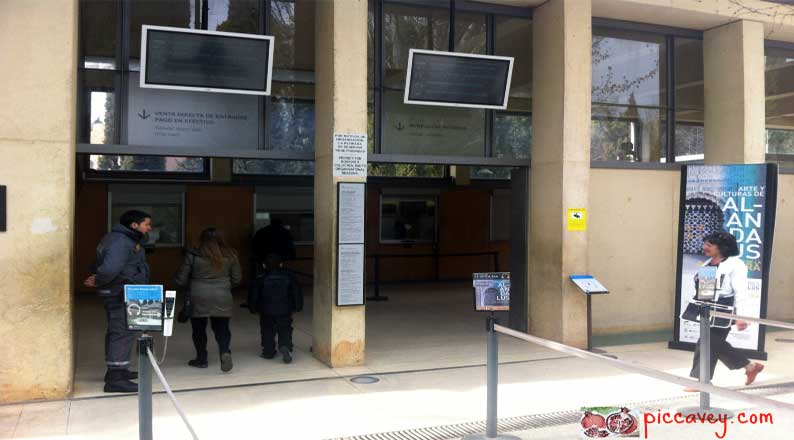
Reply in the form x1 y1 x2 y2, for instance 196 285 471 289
689 326 750 380
190 317 231 361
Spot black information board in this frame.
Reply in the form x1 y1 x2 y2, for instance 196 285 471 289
141 25 273 95
405 49 513 109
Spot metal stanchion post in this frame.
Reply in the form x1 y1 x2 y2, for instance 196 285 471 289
464 315 519 440
699 306 711 410
138 334 153 440
679 304 733 418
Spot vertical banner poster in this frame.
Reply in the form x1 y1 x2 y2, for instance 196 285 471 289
669 164 777 359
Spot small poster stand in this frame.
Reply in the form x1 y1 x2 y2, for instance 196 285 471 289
570 275 609 351
124 285 164 332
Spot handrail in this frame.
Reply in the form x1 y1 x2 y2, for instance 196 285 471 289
710 311 794 332
494 324 794 415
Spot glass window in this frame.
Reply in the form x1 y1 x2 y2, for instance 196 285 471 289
130 0 196 64
472 166 514 180
109 187 185 247
255 212 314 243
591 28 667 163
271 0 315 72
382 90 485 156
591 105 665 162
674 37 704 162
90 155 206 173
454 12 486 54
765 46 794 162
380 196 437 243
383 3 450 88
80 0 117 68
207 0 259 33
495 16 531 112
592 28 667 107
368 163 445 178
270 82 315 152
494 113 531 159
233 159 314 175
674 117 704 162
84 70 117 144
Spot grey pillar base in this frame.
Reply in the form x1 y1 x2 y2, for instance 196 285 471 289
677 406 735 419
462 434 522 440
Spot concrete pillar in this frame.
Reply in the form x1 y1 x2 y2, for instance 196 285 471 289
529 0 591 347
704 20 766 164
312 0 367 366
0 0 78 402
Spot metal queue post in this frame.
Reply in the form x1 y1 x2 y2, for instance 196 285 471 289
124 287 199 440
677 302 733 418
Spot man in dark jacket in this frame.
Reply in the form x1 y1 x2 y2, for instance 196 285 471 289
248 254 303 363
252 219 296 269
84 210 152 393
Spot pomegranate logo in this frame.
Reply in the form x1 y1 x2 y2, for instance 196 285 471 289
581 407 639 438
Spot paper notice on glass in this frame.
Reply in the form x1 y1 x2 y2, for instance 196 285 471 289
337 244 365 306
338 183 365 244
333 133 368 178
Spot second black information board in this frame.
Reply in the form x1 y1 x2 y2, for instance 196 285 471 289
404 49 514 109
141 25 274 95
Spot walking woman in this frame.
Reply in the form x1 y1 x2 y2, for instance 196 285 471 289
174 228 242 372
685 231 764 391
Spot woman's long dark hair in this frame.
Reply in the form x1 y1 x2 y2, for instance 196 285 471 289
197 228 237 269
704 231 740 258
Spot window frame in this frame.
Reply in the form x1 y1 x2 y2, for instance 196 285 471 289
370 0 532 167
591 19 704 168
764 40 794 171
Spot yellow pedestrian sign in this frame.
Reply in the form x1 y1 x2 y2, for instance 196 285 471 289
568 208 587 231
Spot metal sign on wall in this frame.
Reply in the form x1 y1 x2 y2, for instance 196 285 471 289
127 72 259 149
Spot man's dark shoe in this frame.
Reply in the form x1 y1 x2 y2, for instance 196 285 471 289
188 359 209 368
105 369 138 382
280 346 292 364
104 369 138 393
260 351 276 359
220 352 233 372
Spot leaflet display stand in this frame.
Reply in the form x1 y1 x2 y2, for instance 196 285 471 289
570 275 609 352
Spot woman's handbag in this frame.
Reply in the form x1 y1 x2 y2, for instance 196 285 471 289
176 254 196 323
177 293 193 323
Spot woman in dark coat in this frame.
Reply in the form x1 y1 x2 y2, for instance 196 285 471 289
174 228 242 372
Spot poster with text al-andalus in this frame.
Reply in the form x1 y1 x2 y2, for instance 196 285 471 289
671 164 777 355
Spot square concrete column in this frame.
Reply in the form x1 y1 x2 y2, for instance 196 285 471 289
529 0 591 348
0 0 78 402
312 0 367 367
704 20 766 164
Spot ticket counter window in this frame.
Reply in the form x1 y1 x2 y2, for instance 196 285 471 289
380 197 437 243
108 187 185 248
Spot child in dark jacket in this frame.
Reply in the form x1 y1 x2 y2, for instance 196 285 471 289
248 254 303 363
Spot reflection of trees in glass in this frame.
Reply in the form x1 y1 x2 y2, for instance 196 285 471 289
675 124 705 157
91 155 204 172
368 163 444 178
767 129 794 154
592 35 661 104
383 5 449 85
494 113 530 159
271 98 314 152
233 159 314 175
214 0 258 33
103 92 114 144
270 0 296 67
